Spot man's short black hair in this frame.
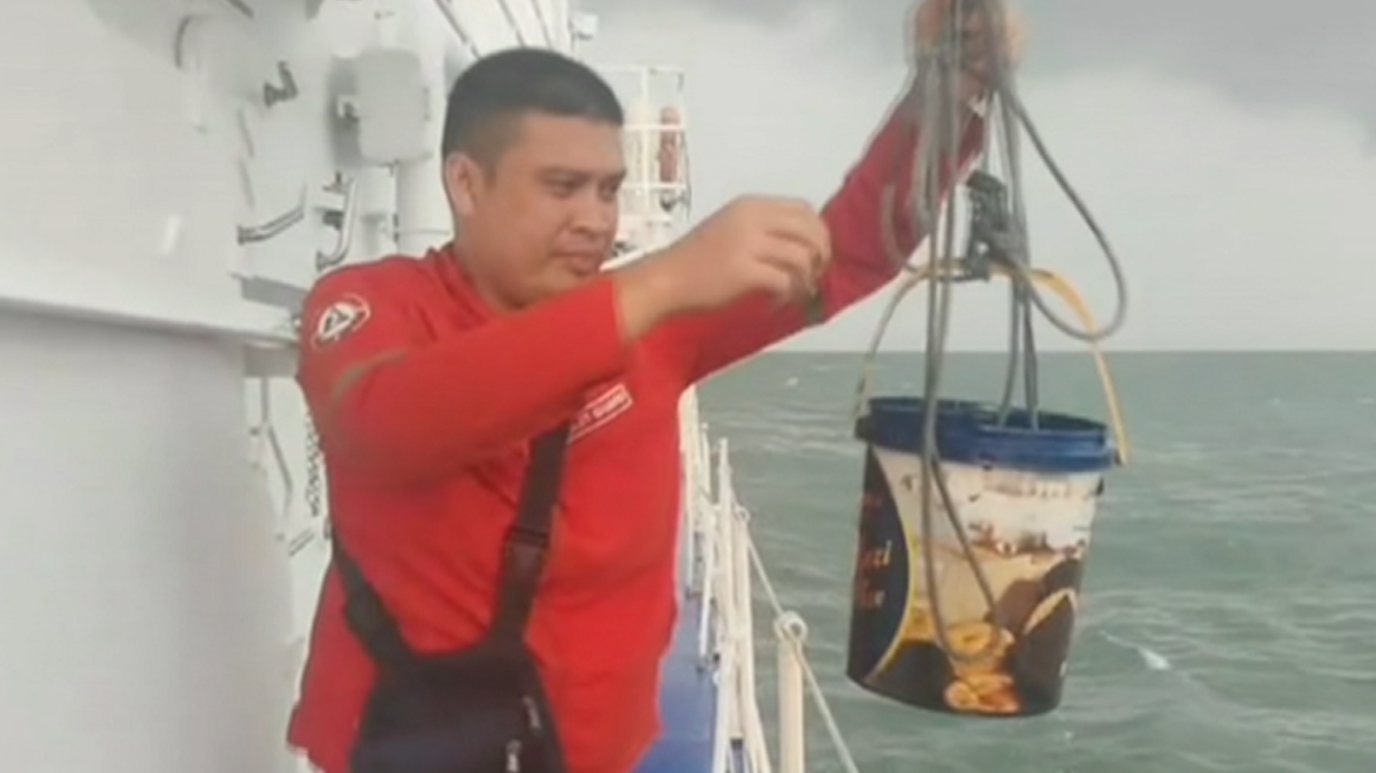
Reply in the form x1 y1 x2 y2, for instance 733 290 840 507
441 48 624 166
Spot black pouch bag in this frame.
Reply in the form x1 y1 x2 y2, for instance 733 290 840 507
332 426 572 773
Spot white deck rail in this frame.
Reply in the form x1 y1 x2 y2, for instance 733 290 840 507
678 391 862 773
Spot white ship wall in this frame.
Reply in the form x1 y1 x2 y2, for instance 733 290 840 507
0 1 562 771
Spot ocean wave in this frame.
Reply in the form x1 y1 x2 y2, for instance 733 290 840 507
699 352 1376 771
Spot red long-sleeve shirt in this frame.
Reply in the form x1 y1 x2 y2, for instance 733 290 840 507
286 105 983 773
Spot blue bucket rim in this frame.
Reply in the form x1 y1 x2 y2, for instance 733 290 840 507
853 396 1117 473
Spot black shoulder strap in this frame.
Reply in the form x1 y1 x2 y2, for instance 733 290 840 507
332 530 412 668
488 424 572 641
332 424 572 669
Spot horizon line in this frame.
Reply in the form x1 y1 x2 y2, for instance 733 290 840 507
769 347 1373 355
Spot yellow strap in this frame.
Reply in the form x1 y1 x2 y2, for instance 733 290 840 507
891 259 1130 466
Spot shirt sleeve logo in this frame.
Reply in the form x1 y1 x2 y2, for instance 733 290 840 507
570 383 634 441
311 294 371 348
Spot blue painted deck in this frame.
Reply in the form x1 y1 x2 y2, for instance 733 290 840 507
633 590 718 773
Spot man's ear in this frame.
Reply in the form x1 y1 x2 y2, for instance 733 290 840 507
443 153 483 217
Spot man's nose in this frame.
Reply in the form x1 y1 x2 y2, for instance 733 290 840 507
570 191 617 236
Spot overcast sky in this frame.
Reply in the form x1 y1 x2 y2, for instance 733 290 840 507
581 0 1376 351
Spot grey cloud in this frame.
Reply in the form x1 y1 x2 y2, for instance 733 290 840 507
584 0 1376 139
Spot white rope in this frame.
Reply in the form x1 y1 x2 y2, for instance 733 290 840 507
737 505 862 773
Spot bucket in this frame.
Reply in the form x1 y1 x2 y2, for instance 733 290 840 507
845 397 1116 717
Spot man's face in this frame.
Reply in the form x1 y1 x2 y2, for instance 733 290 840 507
446 113 625 311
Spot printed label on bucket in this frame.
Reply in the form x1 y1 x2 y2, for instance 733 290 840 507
846 445 1104 717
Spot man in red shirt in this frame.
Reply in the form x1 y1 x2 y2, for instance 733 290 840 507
287 2 1012 772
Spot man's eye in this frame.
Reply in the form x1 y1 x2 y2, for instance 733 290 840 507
547 179 579 197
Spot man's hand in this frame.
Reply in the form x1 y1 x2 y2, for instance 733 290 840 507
913 0 1025 104
658 195 832 309
612 196 831 337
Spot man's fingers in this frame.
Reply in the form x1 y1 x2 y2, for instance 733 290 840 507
950 2 1023 93
745 256 803 303
757 260 811 304
765 219 828 295
961 3 984 37
728 197 830 303
963 3 1023 64
760 200 831 266
757 238 821 302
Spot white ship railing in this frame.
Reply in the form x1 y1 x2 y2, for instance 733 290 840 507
679 390 862 773
597 64 691 260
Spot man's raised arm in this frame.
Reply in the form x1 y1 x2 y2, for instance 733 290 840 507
296 264 676 487
676 98 985 383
